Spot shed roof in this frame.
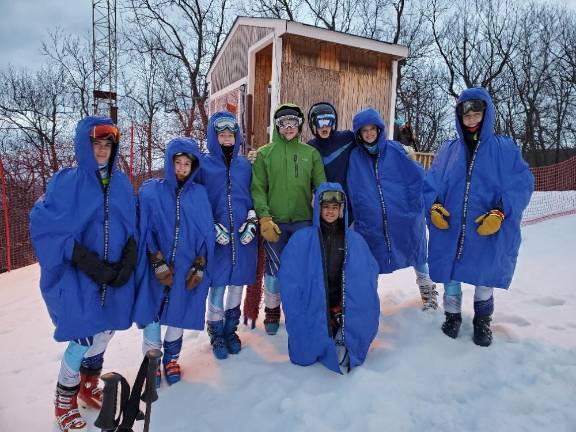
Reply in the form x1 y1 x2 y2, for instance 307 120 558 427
208 16 409 79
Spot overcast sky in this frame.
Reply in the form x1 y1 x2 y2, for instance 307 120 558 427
0 0 575 70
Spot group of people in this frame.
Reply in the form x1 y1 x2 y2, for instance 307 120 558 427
30 87 534 432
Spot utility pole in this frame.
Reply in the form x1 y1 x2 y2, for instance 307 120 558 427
92 0 118 123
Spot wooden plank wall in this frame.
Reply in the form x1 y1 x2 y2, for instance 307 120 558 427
280 34 394 143
211 25 273 94
210 88 240 115
252 45 273 149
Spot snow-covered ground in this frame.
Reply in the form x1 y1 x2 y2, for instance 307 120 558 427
1 216 575 432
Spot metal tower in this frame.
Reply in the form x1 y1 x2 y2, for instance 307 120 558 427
92 0 118 123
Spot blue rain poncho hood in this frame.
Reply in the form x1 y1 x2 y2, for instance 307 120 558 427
30 116 137 341
347 108 428 274
424 88 534 288
196 111 257 286
132 137 215 329
279 182 380 373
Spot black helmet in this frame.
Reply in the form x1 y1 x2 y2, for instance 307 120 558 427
308 102 338 137
320 190 345 205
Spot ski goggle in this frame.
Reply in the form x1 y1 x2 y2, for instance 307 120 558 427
214 117 238 134
91 124 120 143
457 99 487 116
314 113 336 129
320 190 345 204
275 115 302 129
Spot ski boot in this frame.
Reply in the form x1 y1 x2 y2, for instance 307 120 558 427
224 306 242 354
264 306 281 335
441 312 462 339
473 315 493 347
162 338 182 385
419 284 439 311
207 320 229 359
155 364 162 388
78 366 103 409
163 360 181 385
55 383 88 432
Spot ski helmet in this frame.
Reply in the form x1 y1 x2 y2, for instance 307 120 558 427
308 102 338 137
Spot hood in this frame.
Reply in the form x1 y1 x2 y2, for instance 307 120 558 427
272 103 304 145
313 182 348 228
352 108 387 148
163 137 202 189
74 116 119 172
207 111 242 159
455 87 495 142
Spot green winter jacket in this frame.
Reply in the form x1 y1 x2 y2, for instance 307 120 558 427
251 104 326 223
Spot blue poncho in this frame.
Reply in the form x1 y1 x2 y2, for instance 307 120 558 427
196 111 257 287
279 182 380 373
424 87 534 288
30 116 137 342
347 108 428 274
132 138 215 329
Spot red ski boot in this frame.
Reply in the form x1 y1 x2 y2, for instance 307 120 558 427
78 367 103 409
55 384 88 432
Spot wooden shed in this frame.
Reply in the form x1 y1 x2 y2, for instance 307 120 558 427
207 17 409 149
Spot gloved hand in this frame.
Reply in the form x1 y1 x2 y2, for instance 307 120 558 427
186 256 206 290
149 251 173 286
247 150 257 164
71 241 118 285
431 203 450 229
109 236 137 287
239 210 258 245
475 209 505 236
215 222 230 245
260 216 281 242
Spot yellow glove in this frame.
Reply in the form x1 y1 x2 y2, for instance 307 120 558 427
431 203 450 229
260 216 282 242
475 209 505 236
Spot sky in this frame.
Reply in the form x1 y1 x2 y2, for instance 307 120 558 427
0 0 575 70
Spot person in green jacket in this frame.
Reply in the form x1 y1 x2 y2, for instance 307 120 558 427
251 103 326 335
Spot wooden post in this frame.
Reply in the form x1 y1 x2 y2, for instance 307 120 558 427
0 157 11 272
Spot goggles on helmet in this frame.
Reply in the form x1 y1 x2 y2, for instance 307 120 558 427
457 99 487 116
214 117 239 134
315 113 336 129
173 152 197 162
275 115 302 129
320 190 345 204
91 124 120 144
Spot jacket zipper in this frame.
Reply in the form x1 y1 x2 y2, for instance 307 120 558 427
158 187 182 320
97 170 111 306
456 141 481 260
373 157 392 263
227 162 237 267
293 154 299 178
318 227 333 337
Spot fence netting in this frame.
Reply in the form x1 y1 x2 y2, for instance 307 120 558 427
1 155 575 273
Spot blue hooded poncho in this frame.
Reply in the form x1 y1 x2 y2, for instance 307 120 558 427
278 182 380 374
29 116 137 342
196 112 257 287
423 88 534 288
347 108 428 274
132 138 215 329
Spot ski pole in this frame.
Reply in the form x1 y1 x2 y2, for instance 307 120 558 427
142 349 162 432
95 372 123 431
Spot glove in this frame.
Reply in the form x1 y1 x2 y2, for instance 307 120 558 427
71 241 118 285
247 150 257 164
239 210 258 245
260 216 281 243
109 237 137 287
149 251 173 286
475 209 505 236
431 203 450 229
186 256 206 290
215 222 230 245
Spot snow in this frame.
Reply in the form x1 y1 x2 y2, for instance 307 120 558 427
1 216 575 432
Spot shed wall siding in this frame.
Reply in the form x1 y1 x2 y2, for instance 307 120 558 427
280 35 393 142
211 25 273 94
